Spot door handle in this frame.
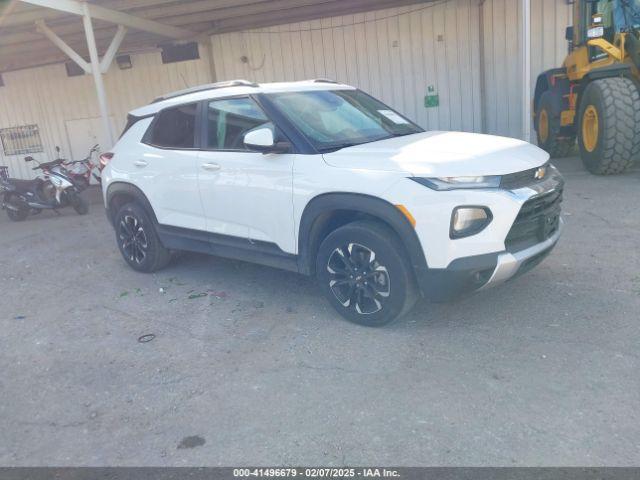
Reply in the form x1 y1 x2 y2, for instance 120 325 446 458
134 160 148 167
201 162 221 172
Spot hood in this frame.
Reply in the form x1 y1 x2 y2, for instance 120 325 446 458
322 131 549 177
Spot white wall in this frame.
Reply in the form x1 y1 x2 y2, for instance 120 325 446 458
482 0 572 138
0 0 573 179
0 50 210 179
211 0 484 134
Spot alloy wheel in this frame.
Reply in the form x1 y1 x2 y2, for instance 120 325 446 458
326 242 390 315
118 214 148 264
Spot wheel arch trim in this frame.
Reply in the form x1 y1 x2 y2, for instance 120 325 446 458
105 181 158 226
297 192 428 276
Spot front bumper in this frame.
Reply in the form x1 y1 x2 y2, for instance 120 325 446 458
481 218 563 289
417 219 562 302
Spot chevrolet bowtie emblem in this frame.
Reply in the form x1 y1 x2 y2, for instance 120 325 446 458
534 166 547 180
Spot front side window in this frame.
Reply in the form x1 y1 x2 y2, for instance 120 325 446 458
266 89 422 152
147 103 197 149
206 97 271 150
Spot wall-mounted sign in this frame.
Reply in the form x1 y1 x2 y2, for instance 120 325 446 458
424 85 439 108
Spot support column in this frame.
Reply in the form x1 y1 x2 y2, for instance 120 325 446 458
521 0 531 142
82 2 114 147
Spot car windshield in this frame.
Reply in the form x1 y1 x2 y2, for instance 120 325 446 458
266 89 423 152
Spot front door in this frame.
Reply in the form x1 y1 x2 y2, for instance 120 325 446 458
197 96 295 254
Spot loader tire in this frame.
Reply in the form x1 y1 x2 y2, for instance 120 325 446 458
536 91 576 158
577 77 640 175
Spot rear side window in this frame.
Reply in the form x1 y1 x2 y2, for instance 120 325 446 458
120 114 143 139
146 103 198 148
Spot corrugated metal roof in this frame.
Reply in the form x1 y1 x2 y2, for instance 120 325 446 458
0 0 432 72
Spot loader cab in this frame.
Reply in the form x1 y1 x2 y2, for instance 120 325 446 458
564 0 617 77
570 0 613 59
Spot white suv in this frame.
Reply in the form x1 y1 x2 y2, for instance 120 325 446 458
102 79 563 326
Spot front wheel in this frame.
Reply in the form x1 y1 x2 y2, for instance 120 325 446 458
316 221 417 327
73 177 90 192
70 192 89 215
577 77 640 175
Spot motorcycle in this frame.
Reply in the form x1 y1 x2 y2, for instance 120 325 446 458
60 144 102 191
0 156 89 221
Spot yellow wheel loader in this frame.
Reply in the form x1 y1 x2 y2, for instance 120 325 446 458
534 0 640 175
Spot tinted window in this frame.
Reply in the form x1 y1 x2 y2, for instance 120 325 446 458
148 103 197 148
206 97 271 150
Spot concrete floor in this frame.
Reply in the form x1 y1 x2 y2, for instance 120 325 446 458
0 157 639 466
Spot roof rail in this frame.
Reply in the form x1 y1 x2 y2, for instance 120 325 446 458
152 79 259 103
312 78 338 84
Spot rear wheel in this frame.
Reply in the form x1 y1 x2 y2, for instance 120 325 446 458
5 195 29 221
536 91 575 158
316 221 417 327
577 77 640 175
114 202 171 273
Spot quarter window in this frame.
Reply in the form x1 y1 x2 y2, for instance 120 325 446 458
147 103 197 149
206 97 271 150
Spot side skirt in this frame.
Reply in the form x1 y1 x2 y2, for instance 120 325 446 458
156 224 300 273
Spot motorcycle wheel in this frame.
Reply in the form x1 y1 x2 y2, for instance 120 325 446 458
5 196 29 221
71 193 89 215
74 177 90 192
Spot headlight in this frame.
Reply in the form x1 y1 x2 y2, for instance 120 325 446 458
450 207 492 238
410 176 501 191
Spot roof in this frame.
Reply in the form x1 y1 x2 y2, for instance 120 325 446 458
0 0 425 73
130 79 355 116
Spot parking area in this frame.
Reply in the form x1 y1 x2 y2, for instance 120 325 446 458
0 156 639 466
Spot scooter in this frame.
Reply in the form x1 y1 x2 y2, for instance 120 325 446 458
60 144 102 191
0 156 89 221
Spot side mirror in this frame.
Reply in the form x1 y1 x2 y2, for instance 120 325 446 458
24 156 34 162
243 127 290 154
565 26 574 41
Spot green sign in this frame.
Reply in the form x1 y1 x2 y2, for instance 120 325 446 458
425 94 439 108
424 85 439 108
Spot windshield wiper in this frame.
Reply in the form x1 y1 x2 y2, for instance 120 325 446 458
318 142 360 153
318 131 419 153
390 131 419 138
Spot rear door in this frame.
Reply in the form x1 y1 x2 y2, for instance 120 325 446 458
126 103 205 231
196 96 296 253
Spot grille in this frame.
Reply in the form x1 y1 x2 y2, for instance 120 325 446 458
505 187 563 251
500 163 549 190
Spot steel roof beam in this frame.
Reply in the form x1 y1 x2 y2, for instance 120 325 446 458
100 24 127 73
20 0 195 39
35 19 91 73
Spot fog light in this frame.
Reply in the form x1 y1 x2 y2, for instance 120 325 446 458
450 207 492 238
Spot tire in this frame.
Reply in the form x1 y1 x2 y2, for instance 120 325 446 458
71 192 89 215
316 221 418 327
73 177 90 192
536 91 576 158
114 202 171 273
577 77 640 175
5 195 29 222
